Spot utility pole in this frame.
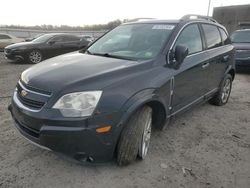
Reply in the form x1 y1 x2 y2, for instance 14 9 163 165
207 0 211 16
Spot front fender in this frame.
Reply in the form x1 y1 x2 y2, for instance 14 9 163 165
118 88 168 127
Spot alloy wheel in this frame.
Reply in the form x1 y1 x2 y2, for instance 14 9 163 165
139 114 152 159
221 78 231 103
29 51 42 63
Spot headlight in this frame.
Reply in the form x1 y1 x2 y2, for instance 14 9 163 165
53 91 102 117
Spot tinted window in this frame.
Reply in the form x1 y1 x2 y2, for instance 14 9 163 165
64 36 80 42
202 24 221 49
219 28 230 45
175 24 202 55
0 34 11 39
230 31 250 43
33 34 54 43
51 36 64 42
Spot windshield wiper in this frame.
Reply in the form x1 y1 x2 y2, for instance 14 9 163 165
90 52 136 61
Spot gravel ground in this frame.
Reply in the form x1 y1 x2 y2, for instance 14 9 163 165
0 53 250 188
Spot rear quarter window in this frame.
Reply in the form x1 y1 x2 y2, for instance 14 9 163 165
202 24 222 49
219 28 231 45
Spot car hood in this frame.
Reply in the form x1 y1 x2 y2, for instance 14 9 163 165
5 41 35 49
21 52 139 93
232 43 250 50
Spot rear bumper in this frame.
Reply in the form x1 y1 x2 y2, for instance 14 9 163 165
9 97 122 162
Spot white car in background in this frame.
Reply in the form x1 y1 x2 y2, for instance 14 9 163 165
0 33 24 51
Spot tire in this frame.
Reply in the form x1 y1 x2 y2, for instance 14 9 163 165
117 106 152 166
28 50 43 64
209 74 232 106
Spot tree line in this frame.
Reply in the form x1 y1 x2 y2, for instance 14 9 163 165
0 19 128 31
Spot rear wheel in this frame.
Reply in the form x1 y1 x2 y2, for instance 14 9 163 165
117 106 152 166
28 50 43 64
209 74 232 106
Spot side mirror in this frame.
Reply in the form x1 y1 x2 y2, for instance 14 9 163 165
79 41 94 53
171 45 188 69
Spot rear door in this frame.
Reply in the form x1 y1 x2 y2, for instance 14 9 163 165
60 35 81 53
201 24 232 91
171 23 210 113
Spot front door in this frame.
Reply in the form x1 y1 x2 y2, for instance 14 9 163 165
170 23 210 113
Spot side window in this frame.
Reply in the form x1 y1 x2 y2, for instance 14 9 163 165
175 24 203 55
64 36 80 42
219 28 231 45
202 24 222 49
51 36 64 43
0 34 11 39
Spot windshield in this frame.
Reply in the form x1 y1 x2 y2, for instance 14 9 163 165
33 34 53 43
230 31 250 43
87 23 176 60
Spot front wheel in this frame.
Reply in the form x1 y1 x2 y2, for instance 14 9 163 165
117 106 152 166
28 50 43 64
209 74 232 106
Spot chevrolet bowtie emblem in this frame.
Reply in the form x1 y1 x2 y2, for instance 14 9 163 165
21 90 28 97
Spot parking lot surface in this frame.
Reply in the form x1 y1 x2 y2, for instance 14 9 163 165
0 52 250 188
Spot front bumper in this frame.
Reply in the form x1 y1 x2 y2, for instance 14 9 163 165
235 50 250 67
4 49 25 61
235 58 250 67
9 94 123 162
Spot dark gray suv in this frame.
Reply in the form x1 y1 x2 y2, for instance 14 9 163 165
9 15 235 166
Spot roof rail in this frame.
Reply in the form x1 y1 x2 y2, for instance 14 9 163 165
126 18 155 23
181 14 218 23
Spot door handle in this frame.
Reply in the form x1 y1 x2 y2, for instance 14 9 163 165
202 62 210 69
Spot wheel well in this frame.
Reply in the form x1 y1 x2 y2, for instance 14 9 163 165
113 100 167 158
145 101 166 129
228 69 235 80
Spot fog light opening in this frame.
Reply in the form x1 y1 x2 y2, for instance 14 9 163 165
87 156 94 162
74 153 87 162
74 153 94 163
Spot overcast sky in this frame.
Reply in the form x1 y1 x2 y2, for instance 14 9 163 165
1 0 249 26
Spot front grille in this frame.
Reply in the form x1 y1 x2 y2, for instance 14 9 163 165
4 48 11 54
16 81 51 110
235 50 250 59
17 92 45 109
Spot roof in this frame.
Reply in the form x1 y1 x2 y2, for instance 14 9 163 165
123 19 180 25
214 4 250 10
42 33 78 37
122 15 225 31
123 15 220 25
